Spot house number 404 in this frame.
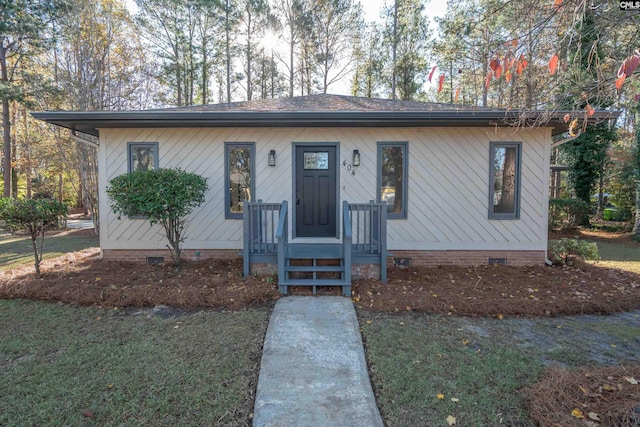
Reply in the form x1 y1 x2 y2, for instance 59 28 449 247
342 160 356 176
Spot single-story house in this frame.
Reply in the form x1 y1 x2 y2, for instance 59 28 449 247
33 94 616 296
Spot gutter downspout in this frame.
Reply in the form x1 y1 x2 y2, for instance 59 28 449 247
546 130 582 265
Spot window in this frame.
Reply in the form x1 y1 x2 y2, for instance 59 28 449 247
489 142 521 219
377 142 408 219
225 142 255 219
128 142 158 172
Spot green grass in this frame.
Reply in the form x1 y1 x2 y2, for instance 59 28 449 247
359 312 542 427
0 230 98 270
590 239 640 274
0 299 268 426
359 310 640 427
594 240 640 263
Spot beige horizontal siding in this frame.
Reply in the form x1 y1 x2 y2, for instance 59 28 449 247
98 126 550 253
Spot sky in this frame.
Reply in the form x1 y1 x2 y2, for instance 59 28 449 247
122 0 448 96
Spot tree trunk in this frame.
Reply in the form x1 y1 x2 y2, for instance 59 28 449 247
2 97 11 198
289 28 294 97
498 148 516 213
58 173 63 203
391 0 397 100
31 235 42 278
246 13 253 101
225 0 231 103
0 43 11 197
597 171 604 219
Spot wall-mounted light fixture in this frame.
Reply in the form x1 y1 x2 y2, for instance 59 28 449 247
352 149 360 166
268 150 276 166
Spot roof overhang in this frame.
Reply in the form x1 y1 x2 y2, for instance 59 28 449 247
31 109 620 138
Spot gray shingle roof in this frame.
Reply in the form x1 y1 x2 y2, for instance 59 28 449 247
164 94 493 113
32 94 619 137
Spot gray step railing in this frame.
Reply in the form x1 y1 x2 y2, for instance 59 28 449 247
342 201 352 293
243 200 285 277
276 201 288 292
347 200 388 282
243 199 387 285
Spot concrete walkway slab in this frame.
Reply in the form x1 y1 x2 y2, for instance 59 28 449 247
253 296 383 427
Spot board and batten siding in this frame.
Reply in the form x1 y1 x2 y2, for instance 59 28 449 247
98 126 550 254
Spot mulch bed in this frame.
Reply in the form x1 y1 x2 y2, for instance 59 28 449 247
526 365 640 427
0 249 280 310
351 262 640 317
2 248 640 317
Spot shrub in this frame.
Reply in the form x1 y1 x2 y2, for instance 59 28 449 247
548 238 599 265
0 198 68 277
107 168 208 267
548 198 590 230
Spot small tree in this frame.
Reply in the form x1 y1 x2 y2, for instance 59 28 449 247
0 198 68 277
107 168 208 267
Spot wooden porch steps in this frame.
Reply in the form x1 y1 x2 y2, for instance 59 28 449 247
279 244 351 296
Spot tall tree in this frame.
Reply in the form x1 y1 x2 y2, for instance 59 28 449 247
0 0 68 197
382 0 431 100
273 0 306 97
221 0 240 102
351 23 385 98
311 0 363 94
136 0 203 106
238 0 272 100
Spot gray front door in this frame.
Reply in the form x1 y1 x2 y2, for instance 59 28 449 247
295 145 337 237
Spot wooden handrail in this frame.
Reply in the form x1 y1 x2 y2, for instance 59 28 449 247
276 201 288 290
342 200 352 287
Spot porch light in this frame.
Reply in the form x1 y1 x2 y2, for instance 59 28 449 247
352 149 360 166
268 150 276 166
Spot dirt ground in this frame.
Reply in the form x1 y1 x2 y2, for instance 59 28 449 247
1 243 640 317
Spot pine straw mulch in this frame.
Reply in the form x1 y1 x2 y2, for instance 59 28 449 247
526 365 640 427
350 261 640 317
0 249 280 310
1 248 640 316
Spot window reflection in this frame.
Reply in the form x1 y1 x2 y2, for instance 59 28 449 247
229 147 252 214
132 146 156 171
380 145 405 215
492 145 518 216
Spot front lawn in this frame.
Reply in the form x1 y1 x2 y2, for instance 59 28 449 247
360 310 640 427
0 299 268 426
0 229 98 271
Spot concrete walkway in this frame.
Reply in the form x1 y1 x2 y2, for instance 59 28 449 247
253 296 383 427
66 219 94 229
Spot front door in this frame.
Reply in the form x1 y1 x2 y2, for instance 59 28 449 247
295 145 337 237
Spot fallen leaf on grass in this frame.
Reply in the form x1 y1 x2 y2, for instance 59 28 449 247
437 393 445 400
80 409 94 418
366 320 372 325
571 408 584 418
624 376 638 385
447 415 456 425
451 397 459 402
588 412 601 421
462 339 470 345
